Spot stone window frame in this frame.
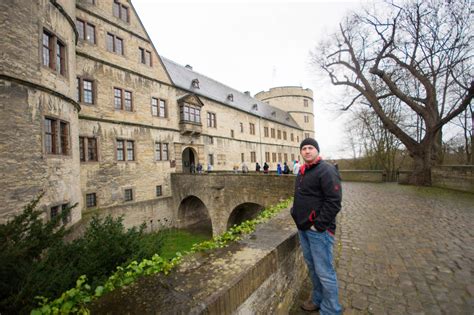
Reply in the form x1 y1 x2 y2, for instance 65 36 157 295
123 187 134 202
43 116 70 156
180 103 201 124
249 123 255 135
278 153 282 163
113 0 130 23
42 28 67 77
77 76 96 105
291 133 294 142
113 87 133 111
230 129 234 138
284 153 288 163
304 99 309 107
75 18 96 45
272 152 277 163
208 154 214 166
277 130 282 139
156 185 162 197
240 122 244 133
291 153 295 162
106 32 124 55
283 131 287 141
139 47 152 66
151 97 167 118
241 153 245 163
265 152 270 163
207 112 217 128
264 127 269 137
304 132 310 139
304 115 309 123
79 136 99 162
154 142 169 161
49 202 71 225
116 138 135 162
85 192 97 208
250 151 256 163
270 128 275 138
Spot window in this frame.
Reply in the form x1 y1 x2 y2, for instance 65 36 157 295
208 154 214 166
207 136 214 144
77 77 95 104
42 30 66 75
156 185 162 197
249 123 255 135
76 19 95 44
240 122 244 133
114 88 132 111
264 127 269 137
291 133 294 142
86 193 97 208
155 142 169 161
278 153 282 163
106 33 123 55
305 132 310 139
117 139 134 161
277 130 281 139
297 136 300 142
230 130 234 138
181 103 201 123
139 47 152 66
207 112 216 128
291 153 295 161
272 152 277 163
50 203 71 224
151 98 166 117
283 131 287 140
250 151 256 163
284 153 288 162
79 137 98 162
191 79 199 89
304 99 308 107
271 128 275 138
241 153 244 162
44 117 69 155
124 188 133 201
304 115 309 123
265 152 270 163
113 1 129 22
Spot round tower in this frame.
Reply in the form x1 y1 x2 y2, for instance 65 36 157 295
0 0 81 224
254 86 315 140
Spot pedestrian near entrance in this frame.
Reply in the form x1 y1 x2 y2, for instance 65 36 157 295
290 138 342 315
263 162 269 174
255 162 261 172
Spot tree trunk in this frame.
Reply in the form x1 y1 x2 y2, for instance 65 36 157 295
409 152 432 185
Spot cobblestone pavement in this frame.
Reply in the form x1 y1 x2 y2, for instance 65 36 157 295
289 182 474 315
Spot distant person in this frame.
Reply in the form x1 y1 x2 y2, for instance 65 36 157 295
207 163 212 173
291 138 342 314
293 160 300 175
263 162 269 174
256 162 261 172
242 162 249 173
283 162 290 174
233 163 239 174
277 163 282 175
196 162 203 174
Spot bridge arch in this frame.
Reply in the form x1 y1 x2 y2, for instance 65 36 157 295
227 202 264 229
177 195 212 236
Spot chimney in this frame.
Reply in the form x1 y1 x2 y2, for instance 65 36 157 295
185 64 193 70
244 91 251 96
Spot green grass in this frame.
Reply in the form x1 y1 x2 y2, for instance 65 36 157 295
156 229 211 260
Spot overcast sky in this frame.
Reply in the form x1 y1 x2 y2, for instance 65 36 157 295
132 0 370 159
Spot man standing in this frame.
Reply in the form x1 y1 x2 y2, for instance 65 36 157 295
291 138 342 314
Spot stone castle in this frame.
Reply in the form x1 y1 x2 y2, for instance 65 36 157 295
0 0 315 228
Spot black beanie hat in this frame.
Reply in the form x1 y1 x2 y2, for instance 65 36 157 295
300 138 320 152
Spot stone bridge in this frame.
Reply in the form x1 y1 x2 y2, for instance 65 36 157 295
170 173 295 235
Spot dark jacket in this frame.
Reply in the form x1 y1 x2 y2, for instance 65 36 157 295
291 158 342 234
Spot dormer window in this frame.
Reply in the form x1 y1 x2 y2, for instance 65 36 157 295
192 79 200 89
252 104 258 110
227 93 234 101
271 111 276 117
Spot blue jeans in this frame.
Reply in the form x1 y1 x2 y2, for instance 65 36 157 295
298 229 342 315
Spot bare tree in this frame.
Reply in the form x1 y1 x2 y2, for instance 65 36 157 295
313 0 473 185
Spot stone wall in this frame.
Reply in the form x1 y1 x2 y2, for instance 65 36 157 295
432 165 474 193
339 170 385 183
89 210 306 315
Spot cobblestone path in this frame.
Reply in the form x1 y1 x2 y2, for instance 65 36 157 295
289 182 474 315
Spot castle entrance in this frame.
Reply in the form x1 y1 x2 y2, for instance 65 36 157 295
182 147 196 173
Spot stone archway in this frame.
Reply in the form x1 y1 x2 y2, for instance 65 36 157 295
177 195 212 236
182 147 197 173
227 202 264 229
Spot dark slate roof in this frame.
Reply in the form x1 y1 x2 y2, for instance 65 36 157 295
162 57 302 130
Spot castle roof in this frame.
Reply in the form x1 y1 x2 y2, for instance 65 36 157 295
162 58 302 130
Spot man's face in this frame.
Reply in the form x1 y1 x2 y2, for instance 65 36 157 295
300 145 319 163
